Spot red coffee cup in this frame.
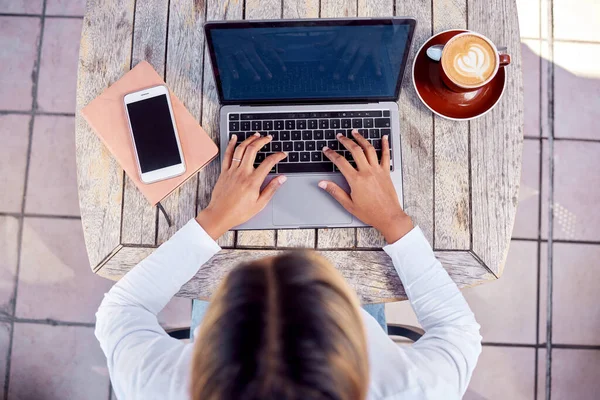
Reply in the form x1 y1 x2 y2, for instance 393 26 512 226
439 31 511 93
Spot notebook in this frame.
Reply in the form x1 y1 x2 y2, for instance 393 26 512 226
81 61 218 205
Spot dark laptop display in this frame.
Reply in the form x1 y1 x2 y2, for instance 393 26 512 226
205 19 415 104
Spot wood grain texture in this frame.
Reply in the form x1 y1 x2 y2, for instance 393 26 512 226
320 0 356 18
358 0 393 16
76 0 135 268
276 229 315 248
98 247 494 303
156 0 207 245
357 228 386 248
283 0 318 18
434 0 467 29
131 0 168 70
95 246 153 281
432 0 471 250
199 0 243 250
395 0 434 244
245 0 281 19
121 0 169 246
468 0 523 276
237 230 276 247
356 229 385 247
217 231 236 247
317 228 356 248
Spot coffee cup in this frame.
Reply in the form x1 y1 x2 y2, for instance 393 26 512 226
439 31 510 92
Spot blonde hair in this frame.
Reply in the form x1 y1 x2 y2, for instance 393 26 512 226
190 252 369 400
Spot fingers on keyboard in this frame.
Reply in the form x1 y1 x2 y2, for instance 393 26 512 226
230 111 394 173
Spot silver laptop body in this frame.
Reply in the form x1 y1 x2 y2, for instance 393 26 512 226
206 18 416 230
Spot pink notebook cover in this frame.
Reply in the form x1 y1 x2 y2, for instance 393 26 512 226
81 61 218 205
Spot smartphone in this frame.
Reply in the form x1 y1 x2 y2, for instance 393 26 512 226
124 85 186 184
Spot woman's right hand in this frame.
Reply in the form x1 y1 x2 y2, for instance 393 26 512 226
318 129 413 243
196 133 288 240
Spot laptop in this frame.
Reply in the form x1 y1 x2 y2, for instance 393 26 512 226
204 18 416 229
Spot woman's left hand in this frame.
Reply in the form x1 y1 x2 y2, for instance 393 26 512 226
196 132 288 240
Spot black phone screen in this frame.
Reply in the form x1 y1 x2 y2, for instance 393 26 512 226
126 94 182 173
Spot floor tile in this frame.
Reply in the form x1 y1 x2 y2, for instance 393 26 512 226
0 322 11 394
538 243 548 344
464 346 536 400
520 39 550 139
158 296 192 331
536 348 546 400
0 216 19 316
9 323 109 400
551 349 600 399
0 0 43 13
516 0 540 39
553 42 600 140
540 39 550 138
37 17 82 113
463 241 538 344
15 217 113 323
387 242 539 345
0 114 30 213
521 40 541 138
0 16 41 110
25 116 80 216
46 0 86 16
512 139 541 239
541 141 600 241
540 243 600 345
553 0 600 42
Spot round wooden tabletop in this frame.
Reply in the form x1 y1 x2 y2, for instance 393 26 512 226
76 0 523 303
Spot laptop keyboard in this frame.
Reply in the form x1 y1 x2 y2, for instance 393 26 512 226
227 110 393 174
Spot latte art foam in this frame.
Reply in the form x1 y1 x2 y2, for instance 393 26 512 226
441 34 497 87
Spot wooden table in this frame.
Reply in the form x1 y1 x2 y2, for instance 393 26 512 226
76 0 523 303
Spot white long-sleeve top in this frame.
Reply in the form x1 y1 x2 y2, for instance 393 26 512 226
95 219 482 400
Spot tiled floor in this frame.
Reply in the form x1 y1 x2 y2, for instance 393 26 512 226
0 1 191 398
0 0 598 399
386 0 600 399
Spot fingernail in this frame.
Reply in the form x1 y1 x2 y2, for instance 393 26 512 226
336 133 343 138
267 134 272 139
230 134 237 140
318 181 327 189
278 175 287 184
352 129 358 134
254 132 260 137
283 152 289 157
383 135 389 140
322 146 329 152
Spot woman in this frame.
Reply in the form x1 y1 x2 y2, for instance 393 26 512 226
95 130 482 400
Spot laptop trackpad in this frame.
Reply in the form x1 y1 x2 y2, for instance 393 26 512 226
272 174 353 226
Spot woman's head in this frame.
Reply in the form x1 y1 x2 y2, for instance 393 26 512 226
191 252 369 400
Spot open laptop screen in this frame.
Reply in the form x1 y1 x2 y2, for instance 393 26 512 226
205 19 416 104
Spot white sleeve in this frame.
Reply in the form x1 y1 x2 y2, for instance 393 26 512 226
94 219 221 400
383 227 482 397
